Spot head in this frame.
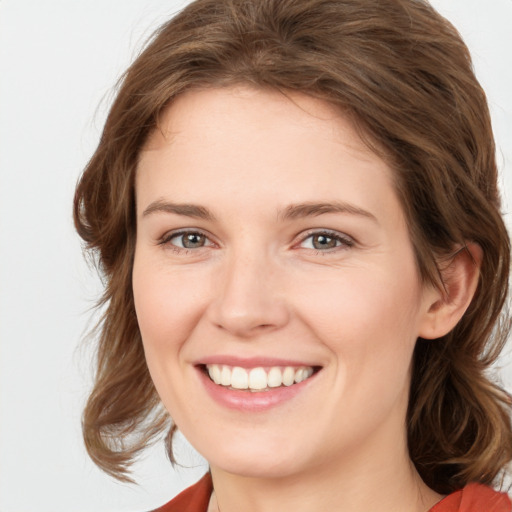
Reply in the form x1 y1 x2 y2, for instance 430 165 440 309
74 0 511 494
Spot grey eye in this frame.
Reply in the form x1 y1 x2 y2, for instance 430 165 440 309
181 233 206 248
169 232 208 249
311 234 338 250
299 231 354 251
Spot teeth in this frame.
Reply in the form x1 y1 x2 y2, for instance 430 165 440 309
231 367 248 390
295 368 313 383
220 366 231 386
282 366 295 386
267 367 282 388
248 367 267 390
210 364 221 384
206 364 314 391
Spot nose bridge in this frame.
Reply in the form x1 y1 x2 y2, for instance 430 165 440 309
208 242 289 336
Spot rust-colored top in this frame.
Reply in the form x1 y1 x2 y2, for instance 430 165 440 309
153 473 511 512
429 483 511 512
153 473 213 512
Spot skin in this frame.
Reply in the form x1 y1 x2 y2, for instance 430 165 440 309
133 86 477 512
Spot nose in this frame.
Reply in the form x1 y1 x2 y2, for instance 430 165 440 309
207 250 290 338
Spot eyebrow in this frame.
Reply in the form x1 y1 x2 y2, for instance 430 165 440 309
278 201 377 223
141 199 377 223
141 200 216 221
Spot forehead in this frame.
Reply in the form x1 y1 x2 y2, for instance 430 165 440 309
136 86 400 225
144 86 377 158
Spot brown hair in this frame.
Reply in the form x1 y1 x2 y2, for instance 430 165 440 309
74 0 511 493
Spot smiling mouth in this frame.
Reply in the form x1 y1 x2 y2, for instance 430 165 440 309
202 364 320 392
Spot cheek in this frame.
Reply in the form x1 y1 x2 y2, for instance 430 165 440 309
291 262 423 374
132 259 213 421
132 260 208 363
296 268 422 434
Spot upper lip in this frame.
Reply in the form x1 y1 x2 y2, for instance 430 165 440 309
195 355 321 369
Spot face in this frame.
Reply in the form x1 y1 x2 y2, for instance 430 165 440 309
133 86 436 480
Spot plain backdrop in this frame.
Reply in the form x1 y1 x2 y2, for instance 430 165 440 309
0 1 511 511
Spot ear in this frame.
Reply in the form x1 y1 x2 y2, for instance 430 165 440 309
418 243 482 340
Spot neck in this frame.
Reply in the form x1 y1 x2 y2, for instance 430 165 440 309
209 427 442 512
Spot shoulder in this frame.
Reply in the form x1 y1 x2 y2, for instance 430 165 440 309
151 473 213 512
430 483 511 512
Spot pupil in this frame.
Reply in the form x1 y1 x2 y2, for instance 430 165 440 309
313 235 336 250
183 233 204 248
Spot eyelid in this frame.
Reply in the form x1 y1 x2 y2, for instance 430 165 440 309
156 227 354 252
158 228 216 248
294 229 355 250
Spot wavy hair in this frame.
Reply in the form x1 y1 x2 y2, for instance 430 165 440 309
74 0 511 493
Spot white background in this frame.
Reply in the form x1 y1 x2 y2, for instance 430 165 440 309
0 1 511 511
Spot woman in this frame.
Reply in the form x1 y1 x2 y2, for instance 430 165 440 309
74 0 512 510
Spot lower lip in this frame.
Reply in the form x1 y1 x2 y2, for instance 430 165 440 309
197 368 318 412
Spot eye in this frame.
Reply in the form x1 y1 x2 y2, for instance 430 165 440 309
299 231 354 251
160 230 213 250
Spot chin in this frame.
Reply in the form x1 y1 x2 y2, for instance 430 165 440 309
199 438 308 479
213 457 302 479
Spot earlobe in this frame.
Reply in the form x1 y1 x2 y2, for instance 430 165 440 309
418 243 482 340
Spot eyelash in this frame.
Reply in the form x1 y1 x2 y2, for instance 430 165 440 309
297 230 355 253
158 228 355 255
158 230 213 252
